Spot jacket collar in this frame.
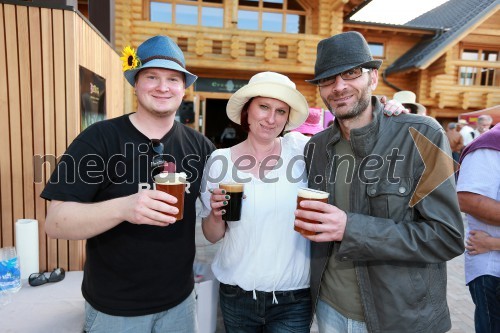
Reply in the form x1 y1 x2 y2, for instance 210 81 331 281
326 96 384 158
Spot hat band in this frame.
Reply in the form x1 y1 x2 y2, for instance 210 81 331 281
142 55 185 69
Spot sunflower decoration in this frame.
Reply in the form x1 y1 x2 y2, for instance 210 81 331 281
120 46 141 72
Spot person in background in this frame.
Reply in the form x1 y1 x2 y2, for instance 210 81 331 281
291 107 325 137
392 90 427 116
220 122 238 148
457 118 476 146
296 31 465 333
200 71 408 333
445 122 464 164
466 230 500 254
457 123 500 333
473 114 493 138
41 35 215 332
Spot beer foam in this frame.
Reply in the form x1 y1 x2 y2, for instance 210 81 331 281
298 188 329 199
154 172 188 185
219 183 244 192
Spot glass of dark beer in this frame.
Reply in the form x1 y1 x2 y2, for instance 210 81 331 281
154 172 190 221
295 188 329 236
219 182 244 222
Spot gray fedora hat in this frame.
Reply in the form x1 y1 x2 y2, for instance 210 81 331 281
307 31 382 85
123 35 197 88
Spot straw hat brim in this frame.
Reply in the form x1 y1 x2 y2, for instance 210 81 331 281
403 102 426 114
293 122 324 135
226 82 309 131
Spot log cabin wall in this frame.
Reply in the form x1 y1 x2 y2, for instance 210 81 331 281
115 0 359 114
0 3 124 272
116 0 479 120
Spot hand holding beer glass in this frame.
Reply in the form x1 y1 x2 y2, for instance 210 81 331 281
295 188 329 236
219 182 244 222
154 172 190 221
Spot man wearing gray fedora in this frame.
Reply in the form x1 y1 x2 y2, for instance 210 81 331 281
41 36 215 332
294 31 465 333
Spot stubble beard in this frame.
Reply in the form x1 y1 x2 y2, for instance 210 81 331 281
324 81 372 121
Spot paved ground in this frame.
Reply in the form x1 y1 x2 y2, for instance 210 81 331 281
195 205 475 333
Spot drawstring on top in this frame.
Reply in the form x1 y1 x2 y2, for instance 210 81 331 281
272 291 278 304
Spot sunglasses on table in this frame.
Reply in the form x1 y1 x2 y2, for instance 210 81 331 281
28 268 65 287
317 67 371 87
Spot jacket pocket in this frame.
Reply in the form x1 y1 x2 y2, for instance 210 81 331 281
366 177 413 219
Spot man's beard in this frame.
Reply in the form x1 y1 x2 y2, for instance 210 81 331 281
323 80 371 121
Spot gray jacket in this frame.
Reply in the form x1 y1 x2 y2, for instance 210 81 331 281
304 97 465 333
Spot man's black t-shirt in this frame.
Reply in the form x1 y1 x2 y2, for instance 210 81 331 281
41 114 215 316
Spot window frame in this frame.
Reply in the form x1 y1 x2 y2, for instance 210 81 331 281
147 0 224 28
237 0 307 34
459 45 499 87
367 41 385 59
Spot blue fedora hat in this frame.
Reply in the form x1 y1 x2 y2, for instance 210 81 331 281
307 31 382 85
123 35 197 88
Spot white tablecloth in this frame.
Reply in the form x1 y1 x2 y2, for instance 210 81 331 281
0 271 84 333
0 271 219 333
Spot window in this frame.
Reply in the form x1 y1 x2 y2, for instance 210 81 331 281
459 48 499 87
238 0 306 34
150 0 223 28
368 42 384 58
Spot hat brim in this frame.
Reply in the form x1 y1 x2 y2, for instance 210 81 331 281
124 59 198 88
292 123 324 135
226 82 309 131
402 102 426 114
306 59 382 85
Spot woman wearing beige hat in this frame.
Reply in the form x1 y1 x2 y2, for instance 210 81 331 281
200 71 313 332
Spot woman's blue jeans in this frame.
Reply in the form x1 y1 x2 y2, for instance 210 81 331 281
219 283 312 333
468 275 500 333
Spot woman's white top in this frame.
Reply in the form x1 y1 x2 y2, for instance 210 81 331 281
200 132 310 294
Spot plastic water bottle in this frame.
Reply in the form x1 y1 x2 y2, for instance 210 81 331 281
0 246 21 294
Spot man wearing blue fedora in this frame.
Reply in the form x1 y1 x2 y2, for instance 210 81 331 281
294 31 465 333
42 35 215 332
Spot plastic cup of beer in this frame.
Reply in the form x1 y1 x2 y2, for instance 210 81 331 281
295 188 329 236
219 182 244 222
154 172 189 221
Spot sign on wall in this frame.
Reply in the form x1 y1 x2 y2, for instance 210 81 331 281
80 66 106 131
194 78 248 93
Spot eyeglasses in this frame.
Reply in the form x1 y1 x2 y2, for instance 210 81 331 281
28 268 65 287
150 139 165 173
317 67 371 87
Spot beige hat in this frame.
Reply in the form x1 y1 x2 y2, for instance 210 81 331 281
226 72 309 131
457 119 469 125
393 91 426 115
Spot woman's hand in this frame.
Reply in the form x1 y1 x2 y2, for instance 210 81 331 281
208 187 229 218
380 95 408 116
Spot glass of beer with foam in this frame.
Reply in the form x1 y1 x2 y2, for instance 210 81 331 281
219 182 244 221
154 172 190 221
295 188 329 236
